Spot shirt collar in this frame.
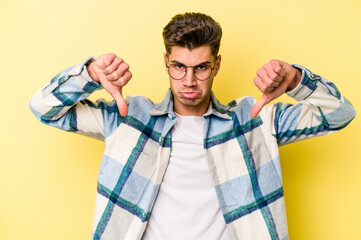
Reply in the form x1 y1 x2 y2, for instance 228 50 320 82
148 89 232 120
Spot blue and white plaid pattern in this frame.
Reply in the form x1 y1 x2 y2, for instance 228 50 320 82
29 58 356 240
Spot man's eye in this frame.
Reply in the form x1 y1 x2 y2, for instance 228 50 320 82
175 64 184 69
196 65 207 70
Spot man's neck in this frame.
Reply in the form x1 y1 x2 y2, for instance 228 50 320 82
173 101 210 116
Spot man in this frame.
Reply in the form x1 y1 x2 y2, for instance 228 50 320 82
29 12 355 240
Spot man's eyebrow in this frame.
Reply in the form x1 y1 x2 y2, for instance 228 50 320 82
170 60 212 66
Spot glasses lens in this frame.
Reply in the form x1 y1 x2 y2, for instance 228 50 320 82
194 65 212 81
168 64 213 80
169 64 186 80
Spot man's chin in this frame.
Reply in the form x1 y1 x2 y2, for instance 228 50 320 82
179 97 200 106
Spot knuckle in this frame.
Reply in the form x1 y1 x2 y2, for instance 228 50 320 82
270 74 278 81
111 72 119 80
104 67 112 75
114 80 123 87
112 81 121 87
127 71 133 79
115 57 122 64
118 78 126 86
270 59 281 71
104 68 114 75
105 75 112 81
270 59 278 65
108 53 116 58
123 63 129 70
103 53 116 66
104 59 110 66
106 73 116 81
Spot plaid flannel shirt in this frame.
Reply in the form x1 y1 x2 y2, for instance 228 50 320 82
29 58 356 240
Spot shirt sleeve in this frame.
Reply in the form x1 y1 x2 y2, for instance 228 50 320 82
29 57 122 141
260 64 356 146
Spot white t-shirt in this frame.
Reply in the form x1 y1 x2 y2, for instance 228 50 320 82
142 114 231 240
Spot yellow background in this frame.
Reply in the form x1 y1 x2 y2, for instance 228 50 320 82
1 0 360 239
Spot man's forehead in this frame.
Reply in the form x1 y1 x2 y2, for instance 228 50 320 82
167 46 215 64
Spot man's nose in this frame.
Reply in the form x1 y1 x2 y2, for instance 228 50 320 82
182 68 196 86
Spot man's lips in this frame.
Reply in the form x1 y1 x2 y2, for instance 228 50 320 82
180 92 199 99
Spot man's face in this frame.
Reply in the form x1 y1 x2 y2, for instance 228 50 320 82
164 45 221 116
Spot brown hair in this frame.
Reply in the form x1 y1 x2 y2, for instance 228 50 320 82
163 12 222 57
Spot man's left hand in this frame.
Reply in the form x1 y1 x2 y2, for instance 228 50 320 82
250 59 302 118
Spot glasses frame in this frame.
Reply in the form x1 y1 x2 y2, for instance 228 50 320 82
165 61 216 81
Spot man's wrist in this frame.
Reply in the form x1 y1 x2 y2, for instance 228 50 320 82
287 68 302 91
86 61 100 83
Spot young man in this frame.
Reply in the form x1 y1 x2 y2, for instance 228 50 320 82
29 13 355 240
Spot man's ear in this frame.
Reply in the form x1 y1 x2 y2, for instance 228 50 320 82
214 55 221 76
163 53 168 72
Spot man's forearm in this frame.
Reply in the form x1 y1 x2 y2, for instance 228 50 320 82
29 57 107 139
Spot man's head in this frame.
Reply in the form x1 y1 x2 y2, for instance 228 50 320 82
162 13 223 116
163 12 222 59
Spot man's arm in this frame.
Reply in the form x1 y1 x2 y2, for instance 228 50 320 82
251 59 356 145
29 53 132 140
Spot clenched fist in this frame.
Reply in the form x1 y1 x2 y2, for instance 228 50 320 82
87 53 132 116
250 59 302 118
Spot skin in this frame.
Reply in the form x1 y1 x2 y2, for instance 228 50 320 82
87 53 132 116
164 46 221 116
250 59 302 118
87 48 301 118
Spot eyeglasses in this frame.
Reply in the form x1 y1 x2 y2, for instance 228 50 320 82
166 62 216 81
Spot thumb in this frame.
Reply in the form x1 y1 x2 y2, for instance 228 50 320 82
250 94 269 118
112 88 128 117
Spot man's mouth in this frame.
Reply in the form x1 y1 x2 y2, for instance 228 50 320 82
180 92 199 99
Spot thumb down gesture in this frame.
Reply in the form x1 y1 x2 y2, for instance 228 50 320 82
87 53 132 116
250 59 302 118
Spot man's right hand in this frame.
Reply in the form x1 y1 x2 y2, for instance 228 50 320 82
87 53 132 116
